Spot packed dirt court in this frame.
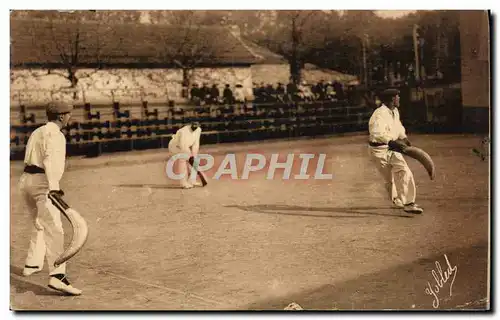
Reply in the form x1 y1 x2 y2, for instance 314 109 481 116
9 133 490 310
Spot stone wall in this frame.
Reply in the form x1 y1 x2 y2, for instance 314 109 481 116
10 66 254 106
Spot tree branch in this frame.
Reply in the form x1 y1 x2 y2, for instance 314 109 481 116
71 24 81 66
173 59 184 68
77 69 100 80
47 70 68 79
48 19 70 66
298 11 315 29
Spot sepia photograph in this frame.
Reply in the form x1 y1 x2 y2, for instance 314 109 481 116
8 8 491 311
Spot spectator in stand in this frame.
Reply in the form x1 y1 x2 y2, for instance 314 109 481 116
275 83 286 103
190 83 201 104
201 80 355 104
210 84 220 104
234 84 245 103
297 81 305 100
305 85 315 101
313 80 326 100
298 81 314 101
254 83 262 102
257 83 266 101
286 80 298 102
276 83 285 95
265 84 276 102
200 83 210 103
252 83 259 102
333 81 344 101
223 84 234 104
275 82 284 94
311 82 318 97
325 82 336 100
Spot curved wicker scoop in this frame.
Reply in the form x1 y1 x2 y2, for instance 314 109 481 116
48 192 89 267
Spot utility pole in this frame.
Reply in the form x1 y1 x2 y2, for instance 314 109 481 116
362 33 368 85
436 21 441 75
413 24 420 81
291 15 298 83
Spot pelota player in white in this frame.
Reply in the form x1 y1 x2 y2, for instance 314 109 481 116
368 89 424 214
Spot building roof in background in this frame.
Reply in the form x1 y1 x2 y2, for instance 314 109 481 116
10 19 276 67
301 63 358 83
236 37 288 65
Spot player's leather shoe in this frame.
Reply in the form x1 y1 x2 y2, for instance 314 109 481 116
48 274 82 296
403 203 424 214
22 265 42 276
192 181 203 187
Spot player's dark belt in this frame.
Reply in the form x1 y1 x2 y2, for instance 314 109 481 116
369 141 387 147
24 165 45 174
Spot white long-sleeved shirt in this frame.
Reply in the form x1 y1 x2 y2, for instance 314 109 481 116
24 122 66 190
234 87 245 102
368 104 407 145
169 125 202 155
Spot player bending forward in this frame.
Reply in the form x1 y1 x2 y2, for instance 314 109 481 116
368 89 423 214
168 122 204 189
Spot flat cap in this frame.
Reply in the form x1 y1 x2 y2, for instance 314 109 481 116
46 102 73 114
379 88 400 97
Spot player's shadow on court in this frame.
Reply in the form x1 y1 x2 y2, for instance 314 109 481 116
226 204 414 219
10 265 65 296
115 184 183 189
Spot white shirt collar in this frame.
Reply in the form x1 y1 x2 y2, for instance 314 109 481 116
380 104 396 114
46 121 62 132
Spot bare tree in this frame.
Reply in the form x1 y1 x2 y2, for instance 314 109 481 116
11 11 124 98
152 11 241 91
258 10 323 83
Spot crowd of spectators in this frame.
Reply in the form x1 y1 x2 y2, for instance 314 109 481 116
189 83 245 105
252 80 349 103
187 80 357 106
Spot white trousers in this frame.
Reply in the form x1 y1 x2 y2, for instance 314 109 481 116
168 141 192 186
369 147 416 205
18 173 66 275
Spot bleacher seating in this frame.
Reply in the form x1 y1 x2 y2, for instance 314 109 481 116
10 100 373 159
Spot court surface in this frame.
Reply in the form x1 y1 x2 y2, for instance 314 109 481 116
10 133 490 310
